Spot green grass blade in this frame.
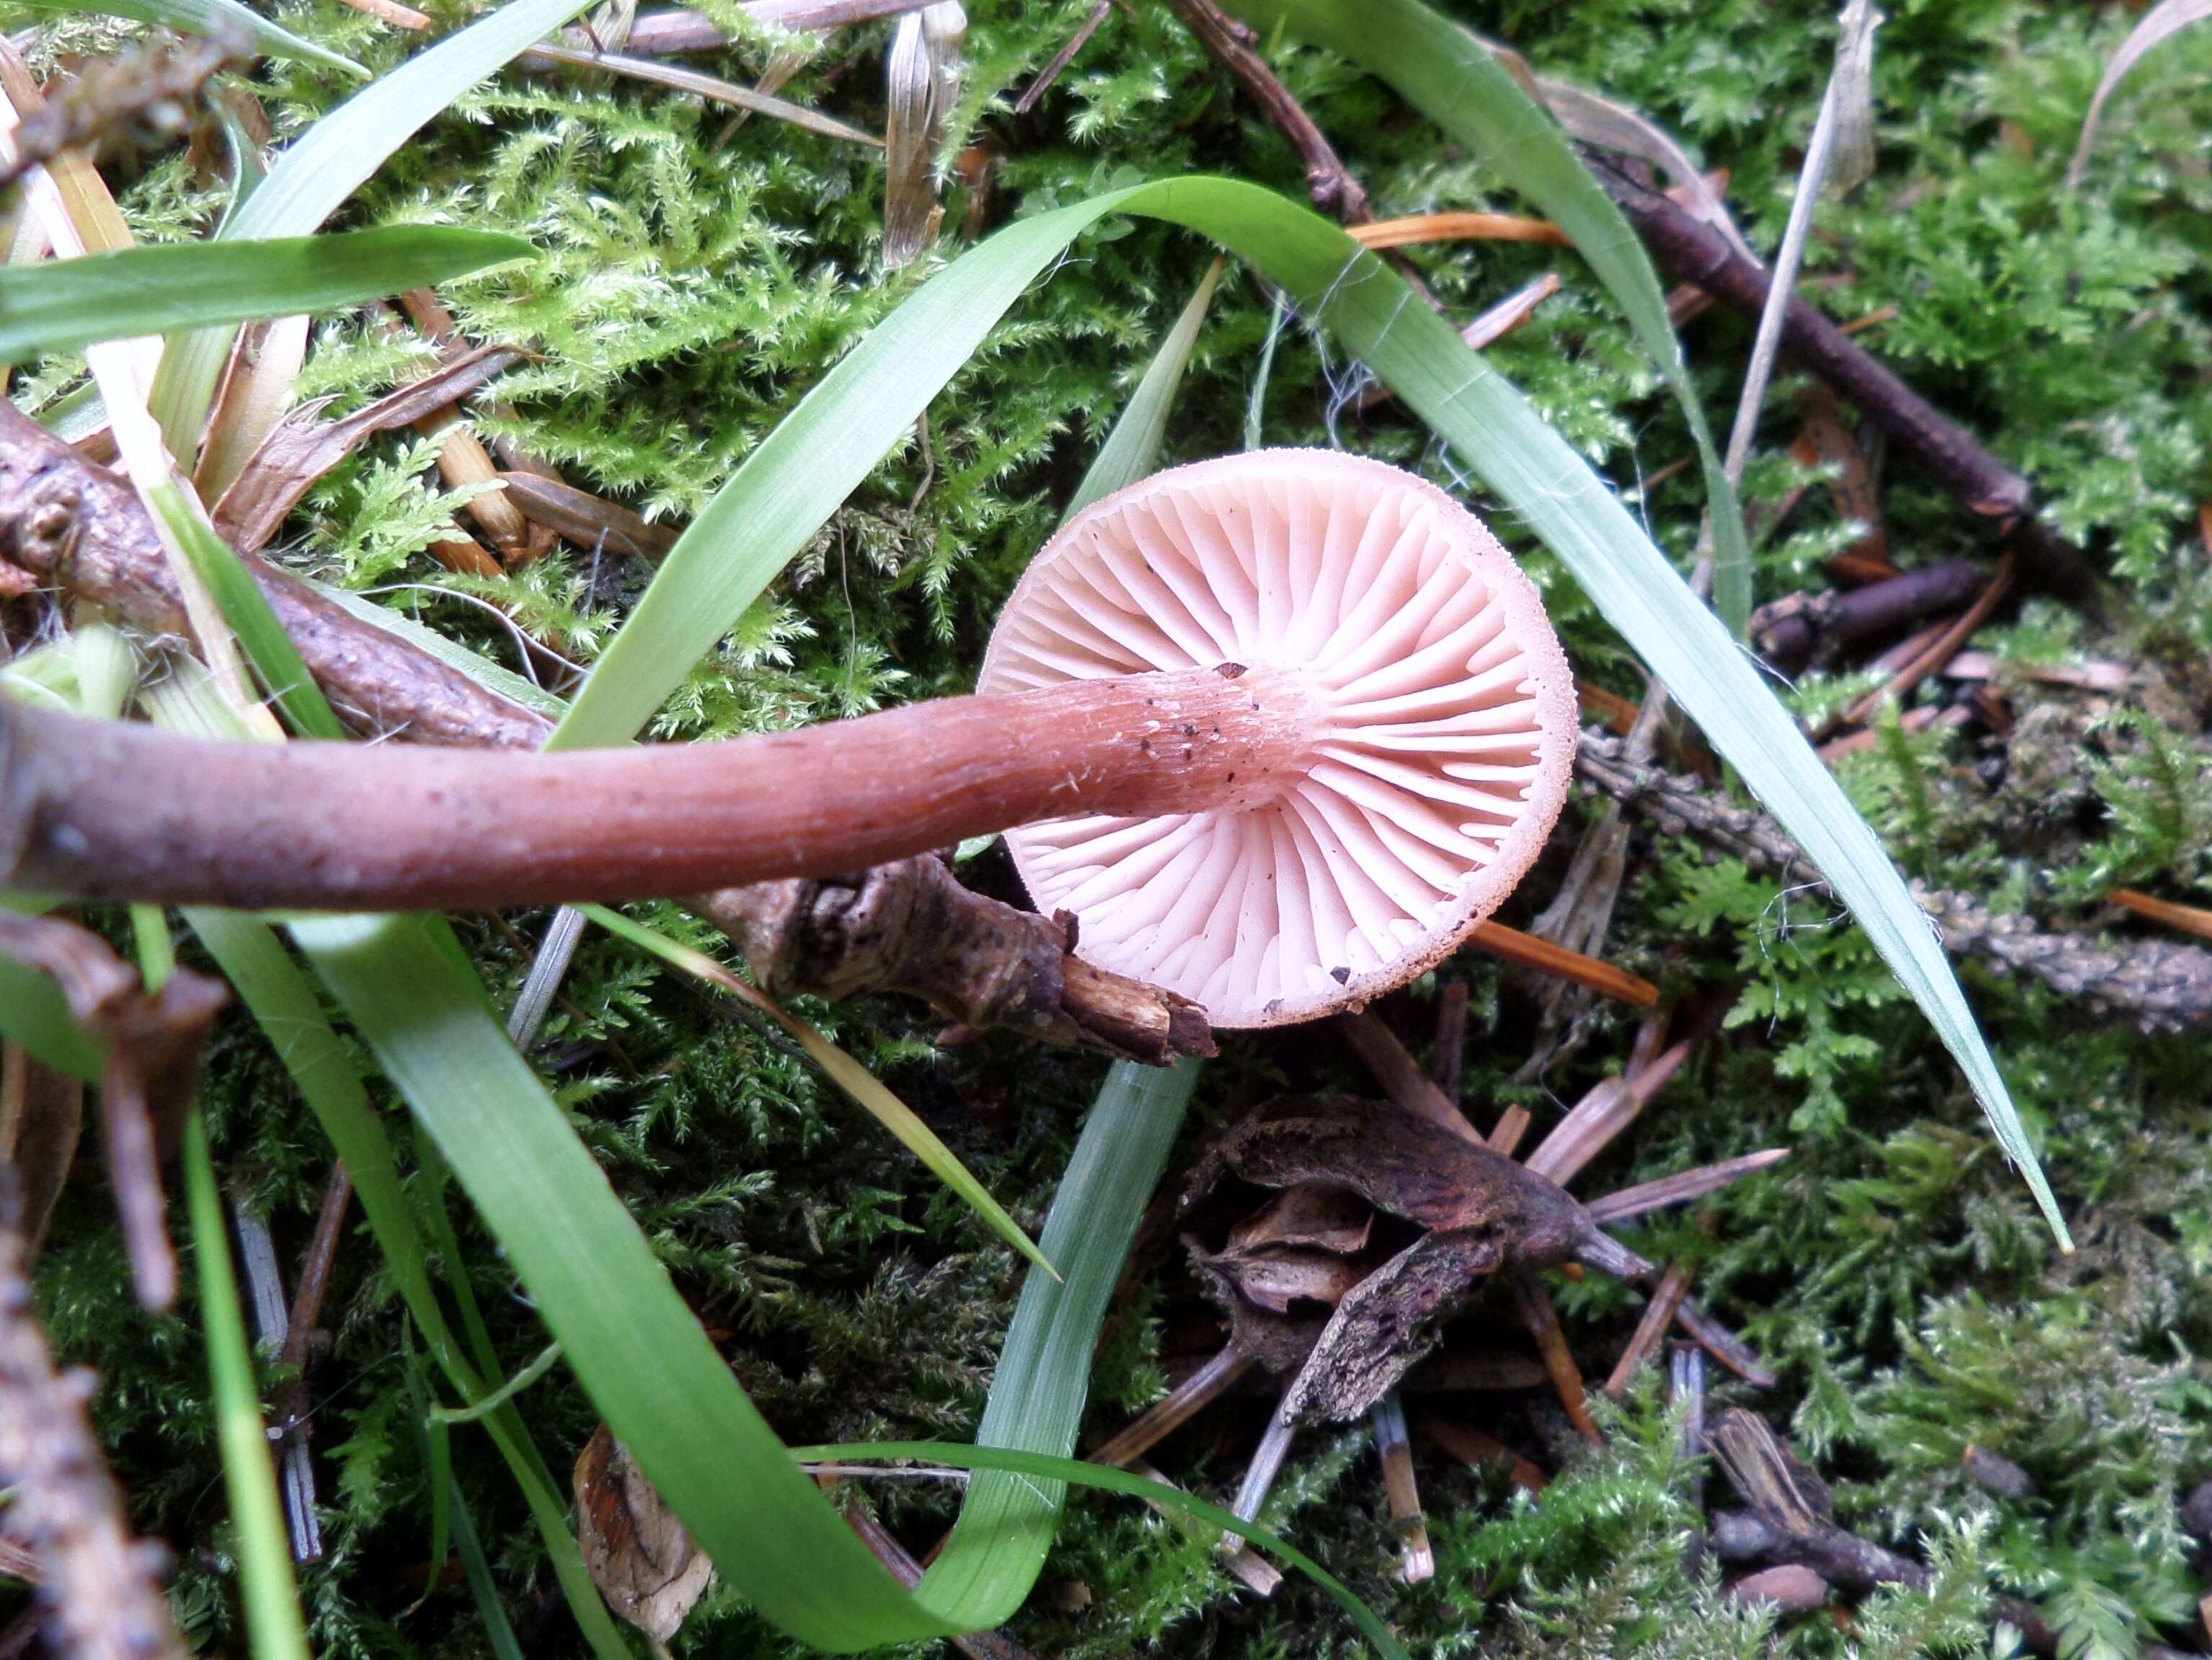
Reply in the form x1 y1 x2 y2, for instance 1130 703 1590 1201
1224 0 1756 632
182 1112 313 1660
798 1442 1407 1660
916 1060 1197 1624
179 906 635 1660
1063 256 1223 521
577 902 1055 1276
446 1472 529 1660
0 958 102 1080
151 0 597 456
287 909 962 1651
11 0 364 75
0 227 527 360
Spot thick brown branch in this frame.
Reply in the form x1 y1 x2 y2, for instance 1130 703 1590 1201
1752 558 1985 676
0 404 1210 1061
1587 156 2101 607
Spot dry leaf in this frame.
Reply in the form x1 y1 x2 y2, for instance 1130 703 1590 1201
2067 0 2212 189
574 1423 713 1643
881 2 965 267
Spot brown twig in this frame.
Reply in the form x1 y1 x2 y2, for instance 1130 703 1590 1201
1575 726 2212 1032
1089 1345 1253 1468
1510 1271 1600 1444
0 404 1211 1062
1589 154 2102 607
1602 1259 1689 1398
0 1172 187 1660
1156 0 1370 223
1013 0 1109 116
1752 557 1984 675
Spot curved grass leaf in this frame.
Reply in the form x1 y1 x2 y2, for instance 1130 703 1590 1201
0 225 527 359
151 0 597 456
2066 0 2212 189
793 1442 1409 1660
566 174 2061 1241
12 0 363 75
1222 0 1757 633
916 1060 1197 1623
576 902 1056 1277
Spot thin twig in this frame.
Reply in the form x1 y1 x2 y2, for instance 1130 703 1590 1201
1156 0 1370 222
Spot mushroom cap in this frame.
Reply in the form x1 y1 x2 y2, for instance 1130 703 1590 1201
979 449 1577 1028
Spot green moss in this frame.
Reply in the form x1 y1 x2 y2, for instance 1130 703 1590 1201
12 0 2212 1653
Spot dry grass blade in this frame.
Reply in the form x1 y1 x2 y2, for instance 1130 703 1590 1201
1371 1394 1432 1583
880 3 964 264
527 41 884 143
198 316 313 502
1088 1347 1253 1468
1510 1272 1600 1443
213 345 530 552
1337 1009 1480 1144
1824 0 1881 196
1417 1411 1546 1492
2066 0 2212 187
1348 210 1569 249
1602 1260 1690 1397
497 472 680 561
1584 1149 1789 1226
1014 0 1108 115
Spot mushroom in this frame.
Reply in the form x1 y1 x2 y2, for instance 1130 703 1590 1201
0 451 1576 1024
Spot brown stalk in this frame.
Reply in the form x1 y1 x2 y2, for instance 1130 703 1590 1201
0 1042 81 1261
1430 979 1468 1102
1088 1345 1252 1468
0 403 1208 1060
1372 1393 1433 1584
1587 154 2102 607
1829 552 2014 735
1582 1148 1789 1226
1510 1271 1600 1444
0 661 1321 911
1469 918 1657 1007
1013 0 1110 116
0 1174 188 1660
2110 888 2212 944
1602 1259 1689 1398
496 472 679 561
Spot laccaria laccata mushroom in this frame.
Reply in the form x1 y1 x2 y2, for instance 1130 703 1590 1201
0 450 1576 1026
982 450 1575 1025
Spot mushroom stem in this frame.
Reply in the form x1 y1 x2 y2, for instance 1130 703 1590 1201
0 664 1322 912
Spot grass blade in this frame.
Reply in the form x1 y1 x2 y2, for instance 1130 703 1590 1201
12 0 364 73
796 1442 1408 1660
1222 0 1757 632
0 226 527 360
182 1112 312 1660
575 903 1056 1277
287 909 963 1650
916 1061 1198 1624
2066 0 2212 188
151 0 597 456
1065 256 1224 520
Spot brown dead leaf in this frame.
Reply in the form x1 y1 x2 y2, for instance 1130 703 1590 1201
574 1424 713 1643
211 345 530 553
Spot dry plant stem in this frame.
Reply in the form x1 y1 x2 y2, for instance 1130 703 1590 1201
1157 0 1370 222
0 411 1210 1058
1431 979 1468 1101
1014 0 1110 115
1372 1393 1434 1584
1583 1148 1789 1226
1088 1345 1253 1468
0 663 1320 911
1592 156 2101 607
1602 1259 1690 1398
0 33 241 193
834 1503 1043 1660
1416 1410 1546 1493
2110 888 2212 944
1338 1009 1481 1145
1576 726 2212 1033
1832 553 2013 732
1472 918 1657 1005
1511 1272 1601 1444
0 1177 188 1660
